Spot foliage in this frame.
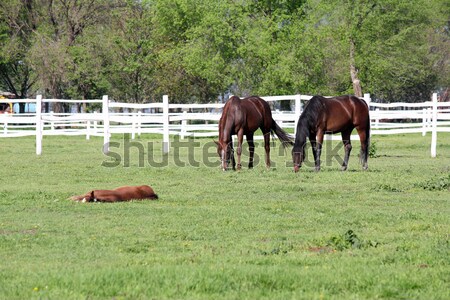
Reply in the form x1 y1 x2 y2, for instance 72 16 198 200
325 230 379 251
415 174 450 191
0 0 448 102
369 140 378 158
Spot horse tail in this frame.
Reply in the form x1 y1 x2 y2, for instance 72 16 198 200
271 119 294 148
364 112 371 161
360 102 371 167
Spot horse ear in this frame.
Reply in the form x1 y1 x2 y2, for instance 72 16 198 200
213 140 219 146
90 191 95 201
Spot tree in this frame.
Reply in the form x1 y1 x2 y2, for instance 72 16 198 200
105 0 157 102
0 0 38 111
214 0 308 99
151 0 236 103
1 0 447 105
27 0 114 111
298 0 449 102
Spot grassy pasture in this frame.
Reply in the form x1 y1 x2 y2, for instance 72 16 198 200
0 133 449 299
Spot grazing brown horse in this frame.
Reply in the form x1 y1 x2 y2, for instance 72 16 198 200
216 95 293 171
292 95 370 172
70 185 158 202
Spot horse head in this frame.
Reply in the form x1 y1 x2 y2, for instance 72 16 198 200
214 140 232 171
292 144 305 173
81 191 95 202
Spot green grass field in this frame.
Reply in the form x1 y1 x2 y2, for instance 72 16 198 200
0 133 449 299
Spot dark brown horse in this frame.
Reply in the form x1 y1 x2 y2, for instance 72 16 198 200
70 185 158 202
216 95 293 171
292 95 370 172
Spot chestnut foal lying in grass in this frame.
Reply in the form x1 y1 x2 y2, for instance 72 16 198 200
70 185 158 203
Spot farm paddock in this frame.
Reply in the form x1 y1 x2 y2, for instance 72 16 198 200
0 133 449 299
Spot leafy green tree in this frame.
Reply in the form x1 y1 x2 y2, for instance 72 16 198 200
231 0 307 97
1 0 448 105
151 0 236 102
0 0 37 110
105 0 157 102
297 0 449 102
27 0 116 111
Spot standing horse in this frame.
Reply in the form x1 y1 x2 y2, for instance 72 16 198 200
292 95 370 172
216 95 293 171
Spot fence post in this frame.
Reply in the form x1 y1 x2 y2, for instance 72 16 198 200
131 112 136 140
431 92 438 158
2 112 8 135
50 111 55 131
363 93 371 105
181 109 188 139
137 110 142 137
294 94 301 135
102 95 110 154
375 108 380 129
162 95 170 154
36 95 43 155
422 108 427 136
86 120 91 140
94 111 98 132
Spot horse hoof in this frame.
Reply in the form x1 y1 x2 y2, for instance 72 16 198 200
315 167 320 172
341 166 348 171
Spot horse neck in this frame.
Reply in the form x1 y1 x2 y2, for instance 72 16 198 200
294 119 309 150
219 102 235 144
219 119 233 144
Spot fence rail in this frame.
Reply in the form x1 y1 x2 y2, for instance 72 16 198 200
1 93 448 157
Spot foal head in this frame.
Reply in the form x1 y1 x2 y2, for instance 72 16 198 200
81 191 95 202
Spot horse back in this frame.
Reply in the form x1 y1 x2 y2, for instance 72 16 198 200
114 185 157 200
322 95 369 131
240 96 272 130
220 96 270 134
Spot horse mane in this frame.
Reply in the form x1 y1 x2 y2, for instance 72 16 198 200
294 96 326 148
218 96 240 141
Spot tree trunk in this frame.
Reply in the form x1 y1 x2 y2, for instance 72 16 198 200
350 39 362 97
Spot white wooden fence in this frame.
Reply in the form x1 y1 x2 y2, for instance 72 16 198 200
1 93 449 157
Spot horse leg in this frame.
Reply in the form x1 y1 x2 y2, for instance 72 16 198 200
246 133 255 169
356 128 369 170
263 131 271 169
315 130 324 171
341 130 352 171
236 130 244 170
229 142 236 170
309 133 318 167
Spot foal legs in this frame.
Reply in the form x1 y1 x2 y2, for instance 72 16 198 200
341 130 353 171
